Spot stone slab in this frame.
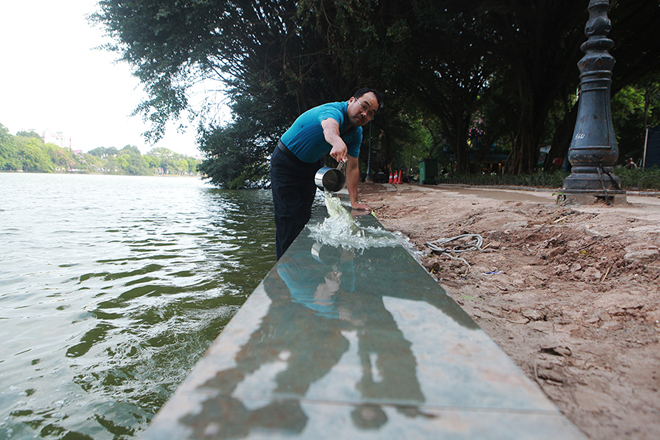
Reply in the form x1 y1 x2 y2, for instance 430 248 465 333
143 202 586 439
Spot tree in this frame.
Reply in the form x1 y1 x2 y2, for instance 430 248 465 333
610 79 660 162
0 124 20 170
117 145 151 175
176 159 189 174
143 154 161 171
88 146 119 158
186 157 198 174
43 143 79 171
94 0 344 141
95 0 660 182
465 0 585 174
406 1 495 173
15 137 53 172
198 96 274 188
16 130 42 140
95 0 410 186
1 123 12 144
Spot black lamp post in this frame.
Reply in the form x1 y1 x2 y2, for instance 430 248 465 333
562 0 626 205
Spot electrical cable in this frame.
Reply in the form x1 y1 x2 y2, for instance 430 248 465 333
425 234 484 269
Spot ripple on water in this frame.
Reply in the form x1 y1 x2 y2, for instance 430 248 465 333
0 174 277 439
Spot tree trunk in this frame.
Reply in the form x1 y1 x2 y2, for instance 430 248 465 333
455 112 471 174
505 78 555 174
546 102 578 169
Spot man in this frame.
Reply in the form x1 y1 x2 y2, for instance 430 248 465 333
270 88 383 260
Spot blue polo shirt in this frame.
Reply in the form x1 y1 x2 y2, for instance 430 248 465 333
280 101 362 163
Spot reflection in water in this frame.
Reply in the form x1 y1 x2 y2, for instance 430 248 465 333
177 231 468 438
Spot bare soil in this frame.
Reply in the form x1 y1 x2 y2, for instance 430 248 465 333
358 182 660 440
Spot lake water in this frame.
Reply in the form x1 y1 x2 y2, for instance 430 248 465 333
0 173 277 439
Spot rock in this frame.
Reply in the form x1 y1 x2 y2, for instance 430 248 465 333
583 224 610 238
507 316 530 325
582 267 602 282
624 248 659 263
540 345 572 357
548 246 567 259
522 308 545 321
501 221 528 231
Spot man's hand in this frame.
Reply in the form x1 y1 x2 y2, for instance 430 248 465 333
329 143 348 163
321 118 348 163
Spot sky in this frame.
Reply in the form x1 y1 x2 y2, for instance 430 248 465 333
0 0 218 158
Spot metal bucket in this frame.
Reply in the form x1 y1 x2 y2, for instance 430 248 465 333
315 161 346 192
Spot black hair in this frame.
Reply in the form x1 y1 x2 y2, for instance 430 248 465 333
353 88 384 113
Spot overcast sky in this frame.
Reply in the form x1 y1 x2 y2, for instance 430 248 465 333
0 0 217 157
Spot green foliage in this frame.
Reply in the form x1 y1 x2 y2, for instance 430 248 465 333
438 170 569 189
88 146 120 157
612 85 647 161
16 130 42 140
0 123 10 144
433 167 660 192
0 123 201 176
197 97 275 188
93 0 332 141
614 166 660 191
186 157 198 173
0 123 20 170
15 137 54 172
118 145 151 175
93 0 660 184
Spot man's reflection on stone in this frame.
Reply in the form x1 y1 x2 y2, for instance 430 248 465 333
278 242 355 320
181 236 430 438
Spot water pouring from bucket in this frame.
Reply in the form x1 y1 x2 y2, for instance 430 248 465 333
315 160 346 192
308 191 403 250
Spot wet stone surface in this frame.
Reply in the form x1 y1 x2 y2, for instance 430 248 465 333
144 201 586 439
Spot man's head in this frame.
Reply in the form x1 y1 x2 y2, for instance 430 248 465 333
347 88 383 127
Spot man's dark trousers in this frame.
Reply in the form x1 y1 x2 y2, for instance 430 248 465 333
270 142 322 260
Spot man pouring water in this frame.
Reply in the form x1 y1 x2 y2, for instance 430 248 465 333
270 88 384 260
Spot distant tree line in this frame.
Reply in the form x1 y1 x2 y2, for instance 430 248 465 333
93 0 660 188
0 123 201 176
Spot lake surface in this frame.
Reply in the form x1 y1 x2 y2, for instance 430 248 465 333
0 173 277 439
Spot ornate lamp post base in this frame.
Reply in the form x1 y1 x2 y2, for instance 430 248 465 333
559 188 627 206
562 163 626 206
560 0 626 206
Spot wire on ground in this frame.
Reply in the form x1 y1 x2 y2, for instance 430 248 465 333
425 234 484 269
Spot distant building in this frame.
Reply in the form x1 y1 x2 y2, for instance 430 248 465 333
40 129 71 148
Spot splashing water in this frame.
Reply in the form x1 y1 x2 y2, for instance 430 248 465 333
307 193 403 249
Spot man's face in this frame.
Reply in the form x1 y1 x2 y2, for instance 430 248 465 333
347 92 379 127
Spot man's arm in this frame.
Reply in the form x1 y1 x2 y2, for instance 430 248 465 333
346 155 370 211
321 117 370 211
321 118 348 163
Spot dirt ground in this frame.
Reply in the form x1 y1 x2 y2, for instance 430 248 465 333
357 182 660 440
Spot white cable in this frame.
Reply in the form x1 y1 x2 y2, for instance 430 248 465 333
425 234 484 269
426 234 483 253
